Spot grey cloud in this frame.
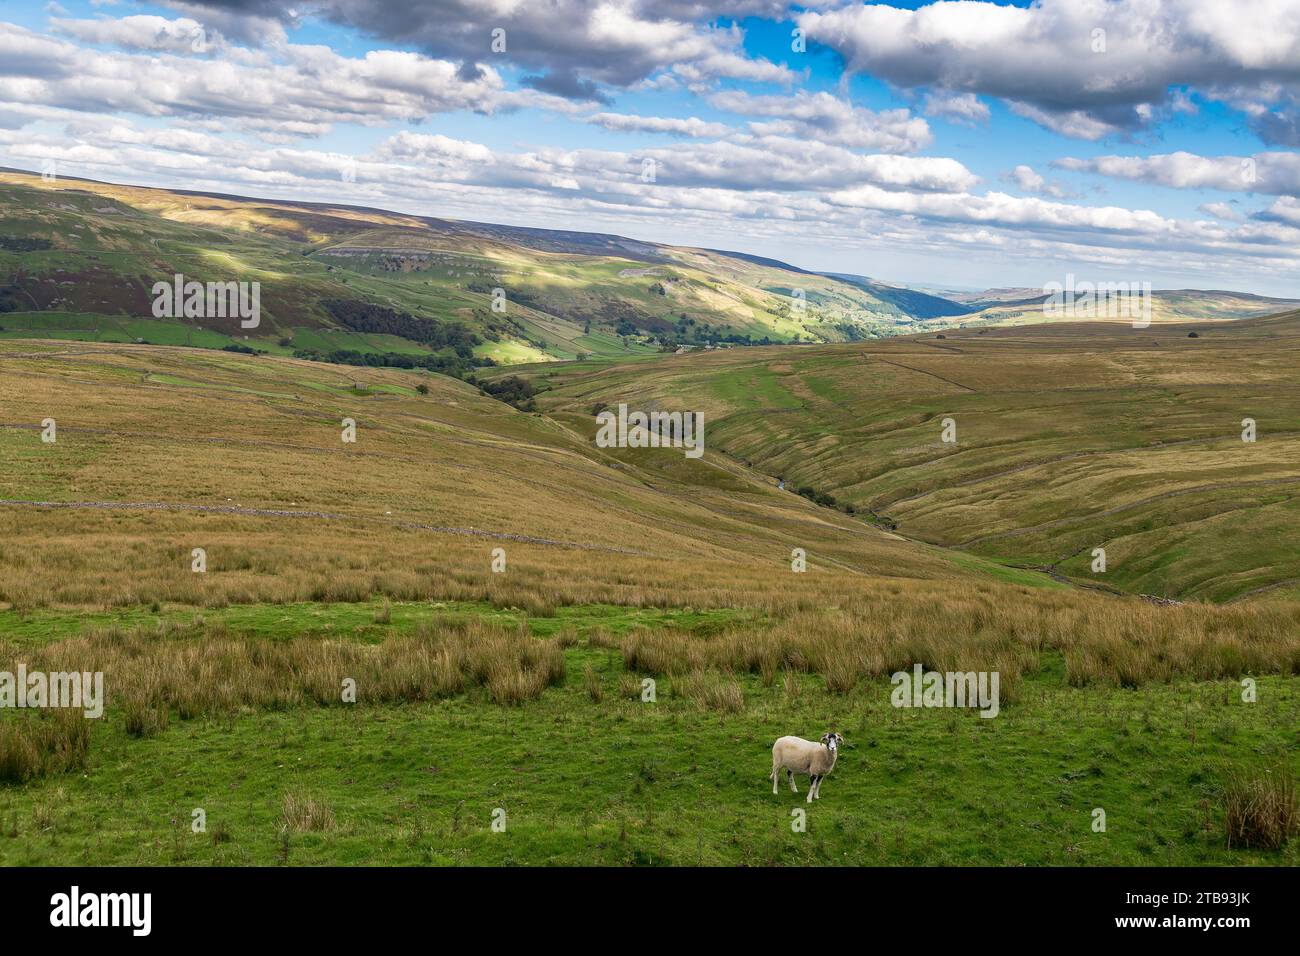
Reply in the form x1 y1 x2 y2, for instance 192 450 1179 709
1250 109 1300 148
172 0 793 91
799 0 1300 140
523 72 611 105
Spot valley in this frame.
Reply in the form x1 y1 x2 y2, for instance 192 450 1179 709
0 172 1296 869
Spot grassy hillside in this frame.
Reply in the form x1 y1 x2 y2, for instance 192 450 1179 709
0 171 939 365
521 313 1300 603
0 339 984 608
0 339 1297 866
957 289 1300 328
2 176 1298 865
5 170 1295 376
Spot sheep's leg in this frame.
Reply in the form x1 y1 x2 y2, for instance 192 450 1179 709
806 775 817 804
771 765 779 795
787 769 797 793
813 778 822 800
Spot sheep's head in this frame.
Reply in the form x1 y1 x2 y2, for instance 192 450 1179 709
820 732 844 752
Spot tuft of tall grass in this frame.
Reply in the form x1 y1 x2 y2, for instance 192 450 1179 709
0 711 90 783
617 673 642 700
282 790 335 832
0 618 567 762
584 664 604 702
617 596 1298 696
1222 766 1298 850
122 698 169 738
673 673 744 713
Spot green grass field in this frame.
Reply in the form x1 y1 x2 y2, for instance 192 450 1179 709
1 600 1294 867
0 318 1297 867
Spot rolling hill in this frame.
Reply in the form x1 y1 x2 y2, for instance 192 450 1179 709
5 169 1297 375
952 287 1300 327
511 311 1300 603
1 333 1297 867
0 169 953 366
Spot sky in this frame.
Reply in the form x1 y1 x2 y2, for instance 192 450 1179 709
2 0 1300 295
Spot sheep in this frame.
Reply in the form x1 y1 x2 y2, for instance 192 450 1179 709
770 732 843 803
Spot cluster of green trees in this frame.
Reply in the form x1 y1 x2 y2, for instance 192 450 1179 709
793 484 856 515
471 374 536 411
0 285 28 313
0 236 52 252
292 347 488 378
320 299 480 357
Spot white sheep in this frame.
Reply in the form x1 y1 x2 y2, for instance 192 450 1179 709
770 732 843 803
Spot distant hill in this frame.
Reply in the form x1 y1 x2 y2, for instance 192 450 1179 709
0 170 958 365
2 169 1297 367
959 288 1300 326
821 272 976 319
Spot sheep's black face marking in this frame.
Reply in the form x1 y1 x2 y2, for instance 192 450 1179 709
821 732 843 752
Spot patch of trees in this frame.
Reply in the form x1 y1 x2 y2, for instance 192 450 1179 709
465 283 543 311
0 236 52 252
0 285 27 313
656 328 774 348
833 323 870 342
222 343 259 354
794 485 856 516
292 347 491 379
473 374 536 411
320 299 480 357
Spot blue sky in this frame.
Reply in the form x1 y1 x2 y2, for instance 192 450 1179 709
3 0 1300 294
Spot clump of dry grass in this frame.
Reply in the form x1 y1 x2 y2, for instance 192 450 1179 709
0 710 90 783
584 664 603 702
1223 766 1297 850
673 673 744 713
618 673 643 700
122 697 169 738
1 614 568 784
31 788 63 832
617 593 1300 695
282 790 335 832
2 617 566 730
620 607 1035 701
